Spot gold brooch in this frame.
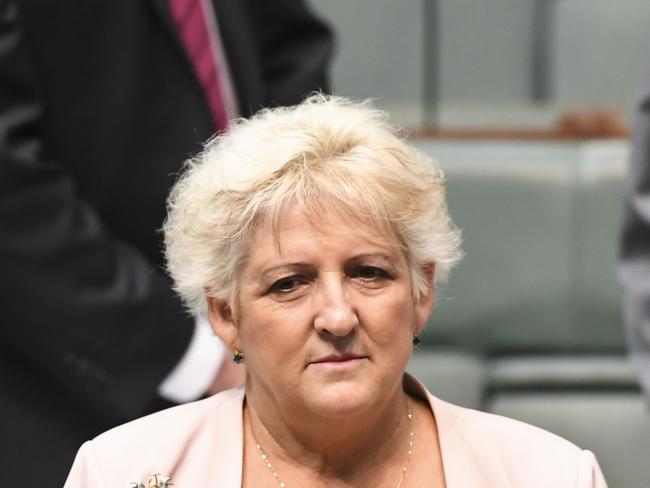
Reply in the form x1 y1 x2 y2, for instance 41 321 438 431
131 473 173 488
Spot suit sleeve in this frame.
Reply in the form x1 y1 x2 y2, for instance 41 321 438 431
620 69 650 403
0 0 193 423
246 0 334 105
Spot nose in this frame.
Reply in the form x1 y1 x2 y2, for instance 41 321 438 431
313 275 359 337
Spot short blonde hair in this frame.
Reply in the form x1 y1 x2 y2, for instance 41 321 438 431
163 95 462 317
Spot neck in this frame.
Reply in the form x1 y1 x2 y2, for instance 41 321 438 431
244 381 410 480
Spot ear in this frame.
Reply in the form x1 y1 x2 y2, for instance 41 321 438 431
414 262 436 335
205 294 240 352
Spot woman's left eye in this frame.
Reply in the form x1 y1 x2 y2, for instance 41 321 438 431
354 266 390 280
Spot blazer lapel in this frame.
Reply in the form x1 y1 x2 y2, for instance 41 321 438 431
205 387 245 486
404 374 513 488
168 387 245 486
428 394 514 488
148 0 177 38
147 0 191 63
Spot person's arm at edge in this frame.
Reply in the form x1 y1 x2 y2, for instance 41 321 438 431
620 71 650 403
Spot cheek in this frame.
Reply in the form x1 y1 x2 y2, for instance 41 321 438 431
361 294 417 343
238 305 308 355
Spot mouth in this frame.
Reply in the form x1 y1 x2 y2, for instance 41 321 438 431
310 353 367 365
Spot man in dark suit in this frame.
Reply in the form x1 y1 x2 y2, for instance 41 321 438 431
0 0 332 485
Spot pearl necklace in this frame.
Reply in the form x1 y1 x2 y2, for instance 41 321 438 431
251 399 414 488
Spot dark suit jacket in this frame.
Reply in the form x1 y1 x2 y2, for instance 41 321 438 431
0 0 331 484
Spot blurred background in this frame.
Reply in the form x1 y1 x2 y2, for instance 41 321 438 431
314 1 650 486
318 0 649 127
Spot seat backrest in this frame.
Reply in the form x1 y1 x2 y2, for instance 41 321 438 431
414 139 627 353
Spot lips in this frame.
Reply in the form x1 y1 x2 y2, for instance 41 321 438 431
311 353 366 364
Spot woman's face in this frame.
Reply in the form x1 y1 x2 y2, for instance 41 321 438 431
208 205 435 418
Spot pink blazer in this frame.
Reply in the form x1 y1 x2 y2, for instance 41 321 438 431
65 377 607 487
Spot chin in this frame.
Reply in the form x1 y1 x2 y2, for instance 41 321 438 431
301 380 380 419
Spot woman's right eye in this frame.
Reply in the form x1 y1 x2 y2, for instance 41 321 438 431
269 276 303 294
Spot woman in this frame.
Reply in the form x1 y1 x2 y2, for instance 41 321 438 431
65 96 607 487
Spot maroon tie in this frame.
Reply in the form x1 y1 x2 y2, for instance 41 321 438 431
168 0 229 132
